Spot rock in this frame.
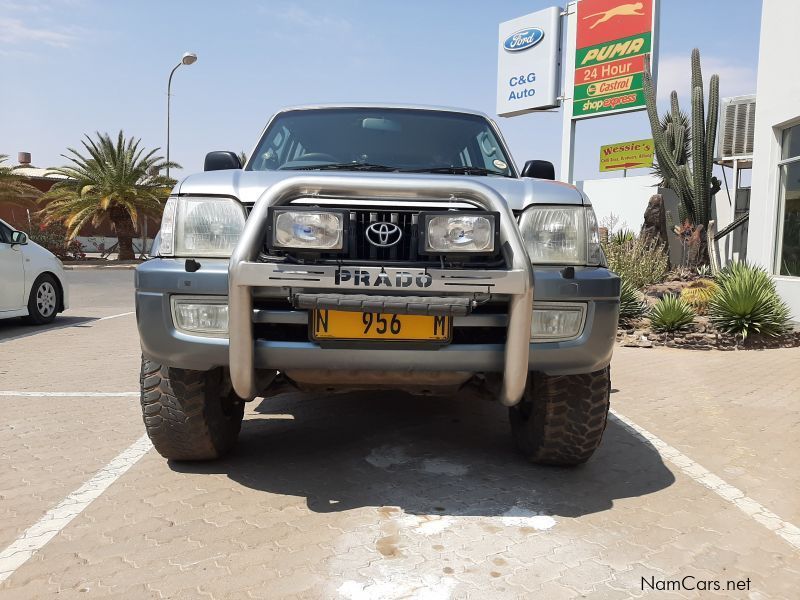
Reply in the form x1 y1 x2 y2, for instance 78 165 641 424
640 194 671 267
638 339 653 348
622 336 639 347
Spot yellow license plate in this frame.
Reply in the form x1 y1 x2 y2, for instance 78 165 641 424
311 309 451 342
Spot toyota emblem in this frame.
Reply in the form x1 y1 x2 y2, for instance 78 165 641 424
365 221 403 248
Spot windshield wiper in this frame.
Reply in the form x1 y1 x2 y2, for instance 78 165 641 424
402 166 508 177
283 162 398 172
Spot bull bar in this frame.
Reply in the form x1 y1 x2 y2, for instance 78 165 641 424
228 174 534 406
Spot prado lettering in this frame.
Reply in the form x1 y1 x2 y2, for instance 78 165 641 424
335 268 433 289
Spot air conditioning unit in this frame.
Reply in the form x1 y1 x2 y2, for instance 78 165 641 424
716 95 756 163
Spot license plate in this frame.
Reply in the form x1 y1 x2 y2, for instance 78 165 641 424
311 309 451 342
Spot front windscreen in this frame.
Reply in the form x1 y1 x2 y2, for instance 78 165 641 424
247 108 514 177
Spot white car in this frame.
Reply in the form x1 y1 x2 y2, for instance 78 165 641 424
0 218 69 324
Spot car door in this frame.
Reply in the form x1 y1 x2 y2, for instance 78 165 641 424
0 221 26 312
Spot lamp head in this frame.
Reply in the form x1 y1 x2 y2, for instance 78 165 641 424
181 52 198 66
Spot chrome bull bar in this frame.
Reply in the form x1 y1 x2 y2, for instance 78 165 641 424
228 174 534 406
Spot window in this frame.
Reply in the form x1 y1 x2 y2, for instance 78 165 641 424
247 108 514 177
0 221 12 244
776 124 800 276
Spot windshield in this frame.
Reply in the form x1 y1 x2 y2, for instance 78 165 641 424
247 108 515 177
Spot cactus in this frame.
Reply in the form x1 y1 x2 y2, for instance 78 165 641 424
651 93 689 190
680 279 719 315
643 49 721 266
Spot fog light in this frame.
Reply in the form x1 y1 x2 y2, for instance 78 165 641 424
531 305 585 340
419 211 499 254
172 297 228 336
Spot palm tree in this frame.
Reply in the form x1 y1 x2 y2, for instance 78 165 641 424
40 132 177 260
0 154 42 206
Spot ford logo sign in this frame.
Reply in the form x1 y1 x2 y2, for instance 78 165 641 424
503 27 545 52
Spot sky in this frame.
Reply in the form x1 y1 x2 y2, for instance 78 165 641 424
0 0 763 183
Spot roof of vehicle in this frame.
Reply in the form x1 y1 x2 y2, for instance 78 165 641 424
271 103 493 119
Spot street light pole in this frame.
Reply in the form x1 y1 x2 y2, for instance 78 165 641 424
166 52 197 180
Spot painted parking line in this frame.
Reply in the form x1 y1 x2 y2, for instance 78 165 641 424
0 311 135 343
1 407 797 586
96 311 135 321
0 391 139 397
610 410 800 551
0 434 153 583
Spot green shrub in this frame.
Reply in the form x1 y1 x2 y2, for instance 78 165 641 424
611 229 635 245
680 279 719 315
695 264 712 278
28 216 86 260
649 294 695 332
604 236 669 289
709 262 791 339
619 277 647 324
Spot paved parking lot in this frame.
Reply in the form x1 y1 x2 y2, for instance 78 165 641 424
1 270 799 599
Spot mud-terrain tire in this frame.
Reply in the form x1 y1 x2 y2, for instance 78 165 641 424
509 367 610 466
140 356 245 461
24 274 61 325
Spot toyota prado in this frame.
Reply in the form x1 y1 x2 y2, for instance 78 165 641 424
135 105 620 466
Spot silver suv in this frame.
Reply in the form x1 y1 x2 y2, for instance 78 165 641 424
135 105 620 466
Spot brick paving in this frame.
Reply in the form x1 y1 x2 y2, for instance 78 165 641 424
1 272 798 598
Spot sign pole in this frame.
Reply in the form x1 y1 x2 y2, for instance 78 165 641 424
559 1 578 183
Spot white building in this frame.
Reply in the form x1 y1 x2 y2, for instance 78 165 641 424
749 0 800 319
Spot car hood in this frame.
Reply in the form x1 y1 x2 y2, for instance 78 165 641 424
24 239 58 261
175 169 585 210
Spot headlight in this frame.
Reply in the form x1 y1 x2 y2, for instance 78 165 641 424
159 197 246 257
518 206 602 265
419 212 498 254
171 296 229 336
267 208 347 252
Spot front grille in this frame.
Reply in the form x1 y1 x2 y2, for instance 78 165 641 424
348 209 417 262
261 206 503 267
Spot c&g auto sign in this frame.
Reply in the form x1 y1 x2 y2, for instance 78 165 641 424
573 0 657 119
497 7 561 117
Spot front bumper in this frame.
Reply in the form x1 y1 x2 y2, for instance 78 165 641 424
138 175 617 407
135 259 619 383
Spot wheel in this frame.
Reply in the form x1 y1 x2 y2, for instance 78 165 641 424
24 274 61 325
509 367 611 466
140 356 245 461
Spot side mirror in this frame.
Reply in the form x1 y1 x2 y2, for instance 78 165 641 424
11 231 28 245
204 151 242 172
521 160 555 180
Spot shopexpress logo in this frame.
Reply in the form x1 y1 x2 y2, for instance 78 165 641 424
580 93 639 113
